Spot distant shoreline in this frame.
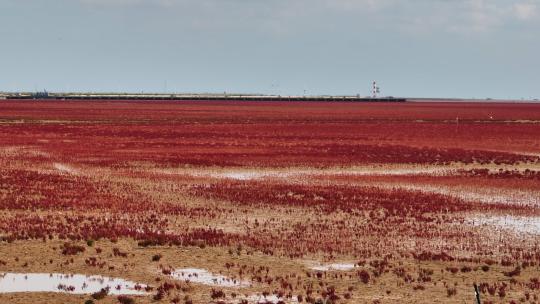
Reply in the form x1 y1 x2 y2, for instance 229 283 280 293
1 92 539 103
0 92 406 102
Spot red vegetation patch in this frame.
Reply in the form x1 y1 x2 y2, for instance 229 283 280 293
1 100 539 167
61 243 86 255
0 100 539 264
189 181 530 217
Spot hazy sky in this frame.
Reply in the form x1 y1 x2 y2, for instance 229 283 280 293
1 0 539 98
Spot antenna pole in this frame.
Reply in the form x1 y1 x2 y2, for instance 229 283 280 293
474 283 481 304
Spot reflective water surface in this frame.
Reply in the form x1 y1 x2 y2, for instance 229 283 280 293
309 263 357 271
0 273 147 295
170 268 251 287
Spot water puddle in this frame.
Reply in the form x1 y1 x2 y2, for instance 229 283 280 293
157 166 455 182
468 216 540 235
217 172 273 180
170 268 250 288
212 168 449 180
53 163 79 175
309 263 357 271
0 273 147 295
389 184 540 207
242 294 299 303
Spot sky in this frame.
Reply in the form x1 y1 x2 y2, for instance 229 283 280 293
0 0 539 99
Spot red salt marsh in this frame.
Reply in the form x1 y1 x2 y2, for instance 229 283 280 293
1 100 540 303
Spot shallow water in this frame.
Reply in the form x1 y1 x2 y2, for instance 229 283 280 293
309 263 357 271
398 184 540 207
53 163 79 175
171 268 250 287
469 216 540 235
0 273 147 295
165 166 454 182
219 172 270 180
210 168 450 180
244 294 299 303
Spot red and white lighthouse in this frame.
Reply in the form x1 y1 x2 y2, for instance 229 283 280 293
372 81 380 98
